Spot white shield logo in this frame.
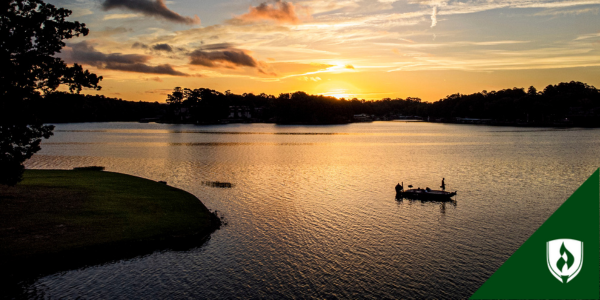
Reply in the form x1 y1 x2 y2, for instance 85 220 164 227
546 239 583 283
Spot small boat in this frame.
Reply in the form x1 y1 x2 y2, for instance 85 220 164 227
396 188 456 201
202 181 233 188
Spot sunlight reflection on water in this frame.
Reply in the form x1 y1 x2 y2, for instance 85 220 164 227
22 122 600 299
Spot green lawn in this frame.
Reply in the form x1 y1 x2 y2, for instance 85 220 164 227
0 170 219 267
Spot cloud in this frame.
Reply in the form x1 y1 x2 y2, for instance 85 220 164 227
152 43 173 52
430 6 438 27
189 45 276 75
101 0 200 25
132 42 149 49
189 47 259 68
89 27 133 38
298 76 321 81
345 64 355 69
376 40 530 49
575 32 600 41
145 88 173 95
103 13 141 20
232 0 304 25
106 62 187 76
385 45 600 72
411 0 446 27
534 7 599 16
197 43 236 50
67 41 188 76
70 42 149 66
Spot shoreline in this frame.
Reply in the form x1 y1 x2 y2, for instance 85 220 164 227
0 169 222 284
43 119 600 128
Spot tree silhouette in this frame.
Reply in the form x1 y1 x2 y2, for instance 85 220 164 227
1 0 102 185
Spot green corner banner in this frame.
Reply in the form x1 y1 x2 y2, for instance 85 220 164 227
471 169 599 299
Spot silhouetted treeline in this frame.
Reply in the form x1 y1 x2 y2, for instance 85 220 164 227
35 92 166 123
427 81 600 126
35 81 600 126
165 87 428 124
164 81 600 126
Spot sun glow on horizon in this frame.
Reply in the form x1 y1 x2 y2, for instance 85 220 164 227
313 81 360 99
321 89 355 99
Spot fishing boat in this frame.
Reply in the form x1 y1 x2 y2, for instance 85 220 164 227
395 182 456 201
396 188 456 201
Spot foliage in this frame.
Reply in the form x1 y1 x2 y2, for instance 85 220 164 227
0 0 101 185
37 92 165 123
164 87 428 124
162 81 600 126
428 81 600 124
0 125 52 185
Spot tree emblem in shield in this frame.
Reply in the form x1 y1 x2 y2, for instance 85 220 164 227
546 239 583 283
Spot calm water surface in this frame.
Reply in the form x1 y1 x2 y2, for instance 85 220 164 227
20 122 600 299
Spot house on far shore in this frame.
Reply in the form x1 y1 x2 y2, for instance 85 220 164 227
172 107 192 122
228 106 252 119
353 113 373 122
455 117 492 124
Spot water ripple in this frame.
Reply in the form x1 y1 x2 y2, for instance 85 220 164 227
18 122 600 299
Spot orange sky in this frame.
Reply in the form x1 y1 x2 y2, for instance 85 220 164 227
50 0 600 102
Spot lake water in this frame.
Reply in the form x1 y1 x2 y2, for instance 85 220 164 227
18 122 600 298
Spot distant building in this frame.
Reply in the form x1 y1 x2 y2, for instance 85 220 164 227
173 107 191 121
228 106 251 119
353 113 372 122
455 117 492 124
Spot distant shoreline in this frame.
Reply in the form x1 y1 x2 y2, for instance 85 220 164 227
42 119 600 128
36 81 600 127
0 170 222 282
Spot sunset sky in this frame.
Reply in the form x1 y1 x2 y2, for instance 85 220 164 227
49 0 600 102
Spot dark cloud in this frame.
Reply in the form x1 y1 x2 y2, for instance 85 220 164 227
152 43 173 52
232 0 303 25
134 42 177 53
132 42 149 49
197 43 236 51
189 48 258 68
188 45 275 76
102 0 200 25
71 42 149 66
67 41 188 76
145 88 173 94
106 62 187 76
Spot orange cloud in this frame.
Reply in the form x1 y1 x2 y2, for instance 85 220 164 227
234 0 303 25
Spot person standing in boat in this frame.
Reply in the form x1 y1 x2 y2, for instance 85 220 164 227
395 182 403 193
441 178 446 191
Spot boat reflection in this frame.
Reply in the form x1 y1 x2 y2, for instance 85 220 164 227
395 195 457 213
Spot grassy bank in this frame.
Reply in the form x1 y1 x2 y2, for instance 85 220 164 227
0 170 220 277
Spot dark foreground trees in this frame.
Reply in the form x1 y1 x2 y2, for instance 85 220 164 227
1 0 101 185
